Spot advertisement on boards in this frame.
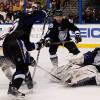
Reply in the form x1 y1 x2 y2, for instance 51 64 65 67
0 24 100 48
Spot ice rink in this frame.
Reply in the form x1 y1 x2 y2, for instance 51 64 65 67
0 47 100 100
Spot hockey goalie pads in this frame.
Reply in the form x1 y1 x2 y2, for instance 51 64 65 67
68 53 84 65
50 63 98 86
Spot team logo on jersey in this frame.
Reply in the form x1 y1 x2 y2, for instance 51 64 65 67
58 29 68 41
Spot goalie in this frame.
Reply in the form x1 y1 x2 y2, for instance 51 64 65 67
51 48 100 86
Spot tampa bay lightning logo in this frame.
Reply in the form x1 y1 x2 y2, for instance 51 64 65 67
58 29 68 41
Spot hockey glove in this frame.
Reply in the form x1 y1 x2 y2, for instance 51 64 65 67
35 42 43 50
35 38 45 50
39 39 45 44
44 38 51 47
30 56 36 67
75 33 82 43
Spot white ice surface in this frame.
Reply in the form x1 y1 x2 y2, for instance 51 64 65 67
0 47 100 100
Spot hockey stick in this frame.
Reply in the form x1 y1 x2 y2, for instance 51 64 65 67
37 65 61 80
32 64 61 81
52 39 76 45
52 40 74 45
32 13 50 80
31 64 77 87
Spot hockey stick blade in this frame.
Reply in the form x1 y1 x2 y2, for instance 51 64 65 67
31 64 61 81
37 65 61 81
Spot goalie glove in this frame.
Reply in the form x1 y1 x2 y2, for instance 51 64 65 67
75 31 82 43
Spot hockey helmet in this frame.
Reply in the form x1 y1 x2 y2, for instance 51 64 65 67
54 10 63 16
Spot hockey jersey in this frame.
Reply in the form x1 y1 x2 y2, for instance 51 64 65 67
44 18 80 43
4 10 46 51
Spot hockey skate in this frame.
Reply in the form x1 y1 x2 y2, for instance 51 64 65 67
8 83 25 98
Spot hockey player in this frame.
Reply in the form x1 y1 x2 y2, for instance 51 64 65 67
42 10 82 68
2 9 46 97
51 48 100 86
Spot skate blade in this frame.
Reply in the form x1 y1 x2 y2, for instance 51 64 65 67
8 94 25 100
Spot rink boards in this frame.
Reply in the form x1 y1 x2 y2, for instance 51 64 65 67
0 24 100 48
